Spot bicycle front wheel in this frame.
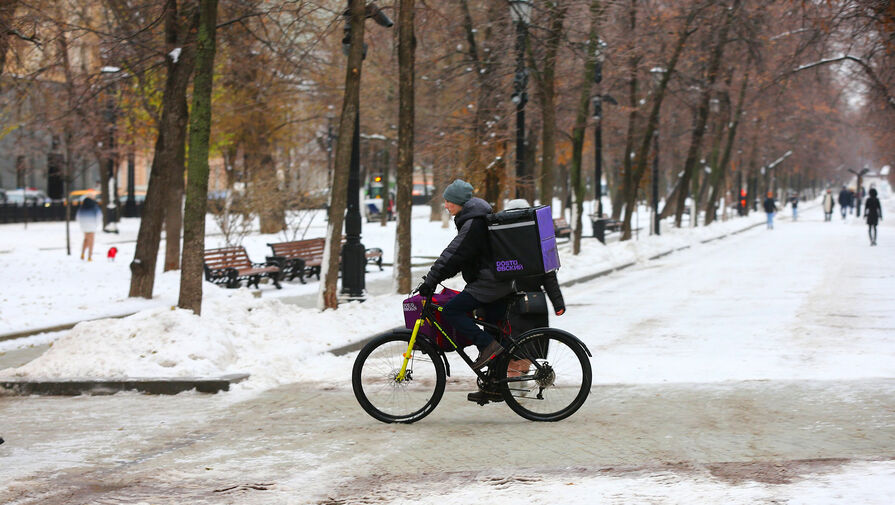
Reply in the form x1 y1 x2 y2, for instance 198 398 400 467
497 329 592 422
352 331 446 424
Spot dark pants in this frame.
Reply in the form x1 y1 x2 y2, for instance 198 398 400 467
442 290 506 350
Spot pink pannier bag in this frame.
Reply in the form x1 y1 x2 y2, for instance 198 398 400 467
402 288 474 351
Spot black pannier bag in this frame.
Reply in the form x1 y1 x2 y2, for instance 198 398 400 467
486 205 561 280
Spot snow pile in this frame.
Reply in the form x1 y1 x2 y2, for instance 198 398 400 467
8 290 403 389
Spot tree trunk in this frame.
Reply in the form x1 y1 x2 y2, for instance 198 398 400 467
395 0 415 294
531 3 565 209
320 0 366 310
380 145 390 227
673 0 740 227
620 10 696 240
178 0 218 314
705 72 748 225
129 0 197 299
0 0 14 82
163 43 196 272
429 165 446 222
458 0 503 204
570 0 603 255
619 0 639 224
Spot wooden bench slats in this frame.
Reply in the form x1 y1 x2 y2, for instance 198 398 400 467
267 237 383 284
553 218 572 239
203 246 281 289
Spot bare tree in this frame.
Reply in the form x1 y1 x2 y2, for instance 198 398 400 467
394 0 415 294
320 0 366 310
129 0 198 299
179 0 218 314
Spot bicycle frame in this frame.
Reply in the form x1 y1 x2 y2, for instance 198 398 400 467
396 294 539 385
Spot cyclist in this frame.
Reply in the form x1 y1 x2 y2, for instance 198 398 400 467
418 179 514 371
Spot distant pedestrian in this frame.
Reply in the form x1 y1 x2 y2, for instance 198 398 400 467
76 197 102 261
822 189 835 221
864 187 882 246
788 193 799 221
838 186 850 220
848 188 856 215
763 192 777 230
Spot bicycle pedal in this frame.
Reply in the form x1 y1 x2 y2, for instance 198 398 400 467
467 391 503 405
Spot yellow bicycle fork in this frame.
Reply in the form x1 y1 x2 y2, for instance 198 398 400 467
396 317 423 382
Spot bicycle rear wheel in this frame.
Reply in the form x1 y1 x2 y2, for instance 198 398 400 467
352 331 446 424
496 329 591 422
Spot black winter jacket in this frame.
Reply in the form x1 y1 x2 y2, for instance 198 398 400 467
425 197 514 302
865 196 882 225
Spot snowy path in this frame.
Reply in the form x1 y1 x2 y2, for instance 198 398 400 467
1 379 893 505
2 202 893 504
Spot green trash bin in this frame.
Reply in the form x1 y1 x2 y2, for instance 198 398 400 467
591 215 608 244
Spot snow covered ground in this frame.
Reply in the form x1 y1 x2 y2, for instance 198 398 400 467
0 198 777 389
1 185 893 504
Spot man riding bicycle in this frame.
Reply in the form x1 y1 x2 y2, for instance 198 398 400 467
418 179 514 377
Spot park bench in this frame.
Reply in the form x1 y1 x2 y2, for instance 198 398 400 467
604 218 623 233
203 246 282 289
553 218 572 240
267 237 383 284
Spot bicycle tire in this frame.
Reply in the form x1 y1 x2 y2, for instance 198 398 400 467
496 329 591 422
352 331 446 424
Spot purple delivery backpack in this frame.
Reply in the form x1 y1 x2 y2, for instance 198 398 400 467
486 205 560 280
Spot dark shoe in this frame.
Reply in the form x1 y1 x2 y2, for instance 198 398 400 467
467 389 503 404
471 340 504 370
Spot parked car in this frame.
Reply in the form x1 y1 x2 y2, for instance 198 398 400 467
69 188 102 204
0 188 7 204
5 188 51 206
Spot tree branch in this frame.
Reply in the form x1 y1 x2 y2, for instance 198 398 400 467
789 55 895 110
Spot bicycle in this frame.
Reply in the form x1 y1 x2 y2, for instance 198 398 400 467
352 289 592 424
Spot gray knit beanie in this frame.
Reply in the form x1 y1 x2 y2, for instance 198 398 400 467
443 179 474 205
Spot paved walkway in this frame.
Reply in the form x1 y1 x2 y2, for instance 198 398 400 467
1 378 893 504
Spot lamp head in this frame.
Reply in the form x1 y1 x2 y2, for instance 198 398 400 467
509 0 533 25
366 2 394 27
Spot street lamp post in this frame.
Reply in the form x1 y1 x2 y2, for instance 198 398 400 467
341 2 393 301
592 41 605 218
100 66 121 231
649 66 666 235
848 166 870 216
510 0 532 202
652 130 660 235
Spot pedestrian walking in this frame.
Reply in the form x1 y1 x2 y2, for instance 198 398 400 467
822 189 835 221
763 192 777 230
838 186 850 220
76 197 102 261
848 187 856 215
864 187 882 246
789 193 799 221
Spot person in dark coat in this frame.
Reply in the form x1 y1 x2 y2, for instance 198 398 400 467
864 187 882 246
419 180 514 372
838 186 850 220
763 192 777 230
788 193 799 221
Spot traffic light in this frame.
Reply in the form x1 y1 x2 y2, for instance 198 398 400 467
739 188 747 216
